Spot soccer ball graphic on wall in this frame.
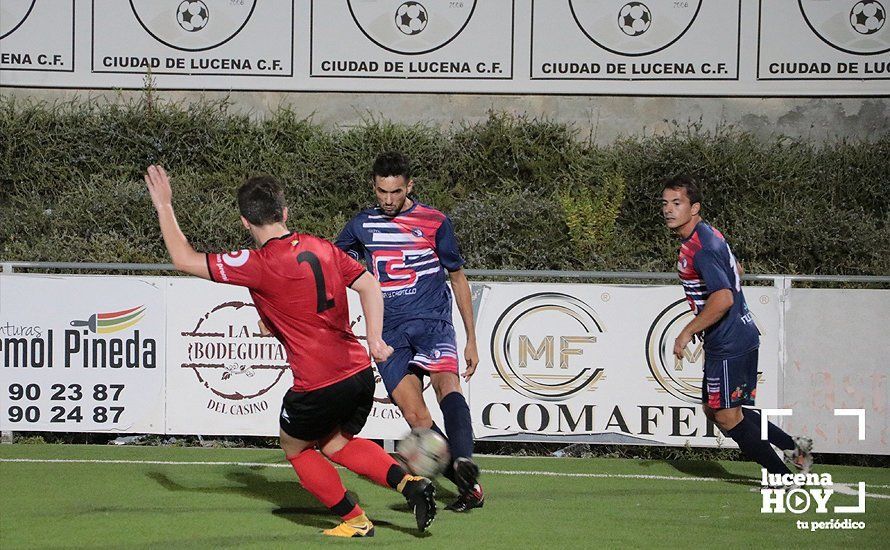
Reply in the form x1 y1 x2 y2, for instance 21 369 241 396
618 2 651 37
850 0 885 35
177 0 209 32
395 1 428 36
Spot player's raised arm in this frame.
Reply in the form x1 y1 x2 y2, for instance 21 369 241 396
144 165 210 280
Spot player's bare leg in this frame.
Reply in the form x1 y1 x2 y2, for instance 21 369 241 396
703 404 742 432
431 371 483 512
391 374 434 429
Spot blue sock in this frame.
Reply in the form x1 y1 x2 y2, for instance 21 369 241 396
430 422 457 484
726 414 790 474
439 391 474 461
742 408 795 451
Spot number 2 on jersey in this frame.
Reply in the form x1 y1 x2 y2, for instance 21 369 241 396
297 251 335 313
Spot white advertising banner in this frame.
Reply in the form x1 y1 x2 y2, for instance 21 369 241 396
1 1 887 95
164 278 289 436
91 0 294 78
782 289 890 455
5 273 887 454
0 275 166 432
531 0 741 82
163 277 440 438
0 0 74 73
468 282 781 448
311 0 514 80
758 0 890 82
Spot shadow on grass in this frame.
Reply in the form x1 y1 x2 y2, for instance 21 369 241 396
146 469 429 538
641 459 759 488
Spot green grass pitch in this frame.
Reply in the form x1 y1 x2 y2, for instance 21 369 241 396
1 444 887 548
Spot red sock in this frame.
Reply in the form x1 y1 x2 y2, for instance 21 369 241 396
287 449 363 520
329 438 405 489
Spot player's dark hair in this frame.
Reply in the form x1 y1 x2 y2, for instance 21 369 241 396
661 175 702 206
372 151 411 181
238 176 285 225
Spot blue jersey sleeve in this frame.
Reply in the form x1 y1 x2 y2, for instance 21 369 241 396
435 216 465 272
694 248 732 294
335 217 364 262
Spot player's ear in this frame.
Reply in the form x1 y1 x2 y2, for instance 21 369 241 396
240 215 251 230
406 179 414 194
281 207 288 224
691 201 701 216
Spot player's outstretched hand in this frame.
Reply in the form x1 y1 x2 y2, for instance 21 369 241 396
368 337 394 363
144 164 173 211
462 340 479 382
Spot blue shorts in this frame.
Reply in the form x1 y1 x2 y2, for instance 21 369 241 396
377 319 459 396
702 348 759 410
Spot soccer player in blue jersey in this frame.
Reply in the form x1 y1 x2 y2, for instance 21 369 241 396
661 175 813 475
337 152 484 512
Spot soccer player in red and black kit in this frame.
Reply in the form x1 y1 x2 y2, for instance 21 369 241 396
144 165 436 537
661 175 813 476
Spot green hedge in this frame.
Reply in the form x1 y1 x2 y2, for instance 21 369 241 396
1 94 888 275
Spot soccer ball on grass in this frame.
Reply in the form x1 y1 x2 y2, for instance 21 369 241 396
397 428 451 478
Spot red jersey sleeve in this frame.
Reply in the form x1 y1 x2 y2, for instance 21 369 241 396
332 242 367 287
206 249 265 289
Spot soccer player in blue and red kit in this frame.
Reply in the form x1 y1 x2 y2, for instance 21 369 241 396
337 152 484 512
661 175 813 475
145 165 436 537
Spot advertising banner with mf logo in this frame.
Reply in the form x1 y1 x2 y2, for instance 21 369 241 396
469 282 781 448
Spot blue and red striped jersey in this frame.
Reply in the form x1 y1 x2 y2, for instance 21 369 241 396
336 202 464 329
677 221 760 359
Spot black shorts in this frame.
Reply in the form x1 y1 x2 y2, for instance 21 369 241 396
279 367 375 441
